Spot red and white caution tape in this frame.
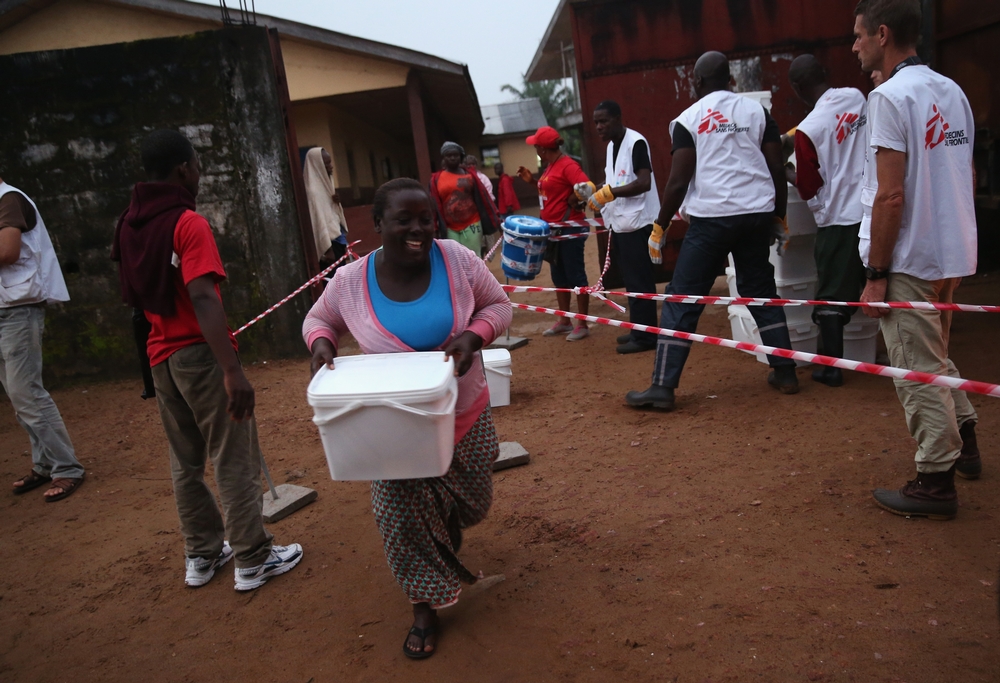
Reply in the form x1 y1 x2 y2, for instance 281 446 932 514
235 241 360 336
500 284 999 314
483 233 504 262
547 228 609 241
511 302 1000 398
547 218 605 228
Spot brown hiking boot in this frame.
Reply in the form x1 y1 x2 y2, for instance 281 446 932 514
955 420 981 480
872 467 958 520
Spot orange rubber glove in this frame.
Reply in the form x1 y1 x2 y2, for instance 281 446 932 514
586 184 616 213
648 221 666 264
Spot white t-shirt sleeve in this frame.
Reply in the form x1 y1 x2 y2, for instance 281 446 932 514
868 92 907 153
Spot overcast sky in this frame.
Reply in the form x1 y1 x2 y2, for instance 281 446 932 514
197 0 563 104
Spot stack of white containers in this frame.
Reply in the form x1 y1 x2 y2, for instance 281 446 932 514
727 185 820 366
726 186 881 365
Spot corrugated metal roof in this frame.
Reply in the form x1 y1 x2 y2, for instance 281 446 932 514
481 98 548 136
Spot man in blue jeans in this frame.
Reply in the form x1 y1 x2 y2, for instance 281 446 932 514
626 52 799 410
1 178 85 501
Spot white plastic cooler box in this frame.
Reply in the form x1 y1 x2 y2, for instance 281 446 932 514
307 352 457 481
482 348 512 407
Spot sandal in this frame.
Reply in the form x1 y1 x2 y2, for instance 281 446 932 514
12 471 51 495
402 623 437 660
44 476 84 502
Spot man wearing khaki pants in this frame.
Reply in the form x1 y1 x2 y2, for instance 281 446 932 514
853 0 981 520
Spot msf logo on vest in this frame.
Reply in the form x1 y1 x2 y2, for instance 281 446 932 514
835 112 866 144
925 104 969 149
698 109 749 135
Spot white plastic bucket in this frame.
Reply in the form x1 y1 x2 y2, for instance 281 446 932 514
306 352 458 481
482 348 512 407
786 185 818 236
843 316 881 364
728 304 818 367
770 233 817 282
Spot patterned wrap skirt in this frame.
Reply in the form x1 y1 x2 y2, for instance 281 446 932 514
372 406 499 609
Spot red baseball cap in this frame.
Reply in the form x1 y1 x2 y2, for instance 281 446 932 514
526 126 562 149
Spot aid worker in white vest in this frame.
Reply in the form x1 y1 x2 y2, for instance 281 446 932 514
625 51 799 411
0 178 85 501
787 54 868 388
588 100 661 354
853 0 980 520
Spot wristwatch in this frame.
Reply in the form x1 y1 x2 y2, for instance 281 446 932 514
864 266 889 281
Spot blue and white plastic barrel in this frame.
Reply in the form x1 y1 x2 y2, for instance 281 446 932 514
501 215 550 281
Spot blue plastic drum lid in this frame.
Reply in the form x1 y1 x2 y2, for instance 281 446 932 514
503 215 550 237
501 215 550 281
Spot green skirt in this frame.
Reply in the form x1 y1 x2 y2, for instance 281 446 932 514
447 220 483 257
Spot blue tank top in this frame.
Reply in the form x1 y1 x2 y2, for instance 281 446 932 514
367 243 454 351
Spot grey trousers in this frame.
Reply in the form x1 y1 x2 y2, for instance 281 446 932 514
880 273 978 473
0 305 83 479
151 343 272 567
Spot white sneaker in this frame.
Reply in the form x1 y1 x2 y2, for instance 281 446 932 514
184 541 234 587
566 326 590 341
542 322 573 337
234 543 303 591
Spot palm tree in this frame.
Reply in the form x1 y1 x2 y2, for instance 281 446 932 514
501 75 582 157
500 76 574 127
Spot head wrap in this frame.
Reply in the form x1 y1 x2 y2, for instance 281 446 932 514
440 141 465 158
303 147 348 257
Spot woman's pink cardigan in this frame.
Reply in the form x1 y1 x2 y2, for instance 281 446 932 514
302 239 513 442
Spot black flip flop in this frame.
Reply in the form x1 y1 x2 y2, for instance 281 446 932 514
12 471 51 495
402 624 437 660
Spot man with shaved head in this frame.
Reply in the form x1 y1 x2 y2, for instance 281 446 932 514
787 54 868 388
626 51 799 410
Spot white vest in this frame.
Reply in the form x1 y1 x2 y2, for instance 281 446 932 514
795 87 867 227
0 183 70 308
670 90 775 219
602 128 660 233
859 65 977 280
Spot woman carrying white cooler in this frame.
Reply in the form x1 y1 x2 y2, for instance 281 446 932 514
302 178 512 659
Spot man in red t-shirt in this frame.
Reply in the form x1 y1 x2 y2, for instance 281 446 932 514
493 162 521 218
114 130 302 591
517 126 592 341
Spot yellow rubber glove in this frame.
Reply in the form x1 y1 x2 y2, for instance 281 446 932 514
771 215 790 254
573 181 597 203
586 184 616 213
648 221 666 264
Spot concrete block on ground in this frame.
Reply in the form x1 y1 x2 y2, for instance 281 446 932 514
262 484 317 523
489 335 529 350
494 441 529 471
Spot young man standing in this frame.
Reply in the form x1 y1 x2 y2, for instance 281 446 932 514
590 100 661 354
787 54 868 387
113 130 302 588
626 51 799 410
853 0 981 519
2 179 85 502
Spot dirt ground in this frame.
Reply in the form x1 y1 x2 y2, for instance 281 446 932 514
3 242 999 683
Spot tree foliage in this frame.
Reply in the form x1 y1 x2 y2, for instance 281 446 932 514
501 75 582 158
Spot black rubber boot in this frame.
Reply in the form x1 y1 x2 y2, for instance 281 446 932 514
872 467 958 520
812 315 845 387
956 420 981 480
617 333 633 345
625 385 675 410
617 340 656 355
767 365 800 394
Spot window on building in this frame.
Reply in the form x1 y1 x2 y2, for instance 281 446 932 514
369 151 379 186
481 146 500 169
382 157 393 181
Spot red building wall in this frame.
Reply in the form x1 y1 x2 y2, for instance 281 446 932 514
570 0 871 188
